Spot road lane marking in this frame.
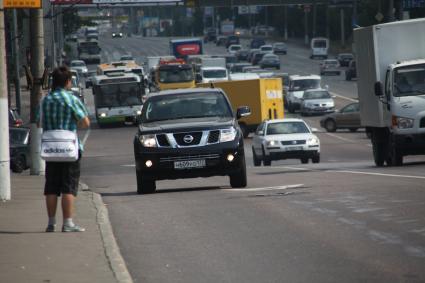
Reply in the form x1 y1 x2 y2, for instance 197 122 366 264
224 184 305 192
121 164 135 167
328 170 425 180
325 132 356 143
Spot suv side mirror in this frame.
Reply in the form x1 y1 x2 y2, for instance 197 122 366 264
236 106 251 119
374 81 383 97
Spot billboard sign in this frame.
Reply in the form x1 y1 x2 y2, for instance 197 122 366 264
92 0 180 3
5 0 41 8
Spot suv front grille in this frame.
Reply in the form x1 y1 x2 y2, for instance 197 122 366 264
208 130 220 144
160 154 220 162
156 134 170 147
281 140 306 145
173 132 203 146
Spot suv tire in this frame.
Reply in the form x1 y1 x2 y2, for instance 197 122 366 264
252 147 261 166
230 157 247 188
324 119 337 132
301 157 309 164
312 154 320 163
136 170 156 194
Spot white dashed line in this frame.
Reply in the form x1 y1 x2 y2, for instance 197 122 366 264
224 184 305 192
328 170 425 180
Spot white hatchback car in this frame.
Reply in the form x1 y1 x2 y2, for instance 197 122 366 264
252 118 320 166
228 44 242 55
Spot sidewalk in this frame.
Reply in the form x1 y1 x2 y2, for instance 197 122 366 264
0 173 132 283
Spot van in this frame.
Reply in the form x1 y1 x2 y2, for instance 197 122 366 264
310 37 329 59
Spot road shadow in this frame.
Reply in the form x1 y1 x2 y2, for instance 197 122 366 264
100 186 221 196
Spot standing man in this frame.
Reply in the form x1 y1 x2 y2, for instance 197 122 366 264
40 66 90 232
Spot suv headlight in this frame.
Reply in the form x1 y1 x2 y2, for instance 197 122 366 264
139 134 157 147
307 137 319 146
393 116 414 129
266 140 279 147
220 127 237 142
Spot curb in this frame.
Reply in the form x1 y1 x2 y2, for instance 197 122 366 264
89 190 134 283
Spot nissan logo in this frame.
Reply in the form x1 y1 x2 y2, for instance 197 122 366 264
183 135 194 144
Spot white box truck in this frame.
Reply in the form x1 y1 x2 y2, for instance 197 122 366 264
354 18 425 166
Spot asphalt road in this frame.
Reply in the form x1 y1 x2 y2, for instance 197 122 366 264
80 33 425 283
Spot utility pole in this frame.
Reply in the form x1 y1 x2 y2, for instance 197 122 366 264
0 0 11 201
312 0 317 37
29 8 45 176
12 9 21 114
284 5 288 41
340 8 345 47
388 0 395 22
304 6 309 45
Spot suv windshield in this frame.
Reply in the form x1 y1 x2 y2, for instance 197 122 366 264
266 122 310 135
291 79 320 91
394 64 425 97
142 92 233 122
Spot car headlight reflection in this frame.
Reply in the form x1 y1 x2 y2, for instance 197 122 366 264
99 112 107 118
392 116 414 129
139 134 157 147
220 127 237 142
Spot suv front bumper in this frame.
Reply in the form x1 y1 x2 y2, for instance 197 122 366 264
134 138 245 180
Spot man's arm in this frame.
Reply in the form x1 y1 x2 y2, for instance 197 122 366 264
78 116 90 129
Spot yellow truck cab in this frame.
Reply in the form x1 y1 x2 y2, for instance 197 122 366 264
155 58 195 90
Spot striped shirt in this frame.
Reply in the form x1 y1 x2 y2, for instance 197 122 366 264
39 88 88 150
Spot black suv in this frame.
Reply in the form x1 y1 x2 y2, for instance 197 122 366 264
133 88 251 194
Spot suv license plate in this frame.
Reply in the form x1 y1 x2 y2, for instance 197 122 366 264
174 159 206 169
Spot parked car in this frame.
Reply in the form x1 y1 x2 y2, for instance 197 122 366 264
215 36 227 46
320 102 361 132
337 53 354 67
252 118 320 166
224 55 238 69
9 127 30 173
225 35 240 48
70 60 88 76
273 42 287 55
259 45 273 54
300 89 335 116
241 66 262 73
235 50 250 61
9 108 23 127
345 60 357 81
228 44 242 55
259 54 280 69
319 59 341 75
250 38 266 49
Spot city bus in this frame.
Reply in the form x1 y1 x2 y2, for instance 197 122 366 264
92 72 144 127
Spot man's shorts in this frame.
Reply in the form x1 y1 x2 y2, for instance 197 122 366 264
44 154 81 196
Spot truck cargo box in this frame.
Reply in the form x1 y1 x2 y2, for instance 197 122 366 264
354 19 425 127
197 78 284 136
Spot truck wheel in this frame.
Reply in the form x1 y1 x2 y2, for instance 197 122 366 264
230 157 247 188
136 170 156 194
301 158 309 164
252 147 261 166
312 154 320 163
387 145 403 166
324 119 337 132
372 141 386 167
